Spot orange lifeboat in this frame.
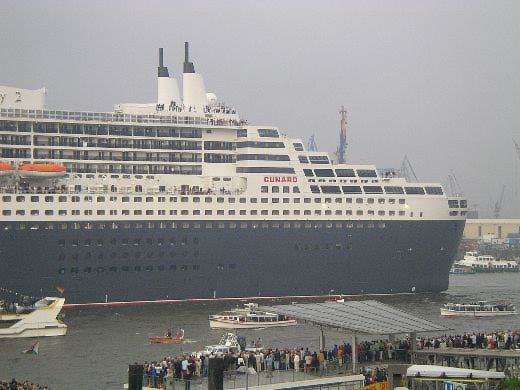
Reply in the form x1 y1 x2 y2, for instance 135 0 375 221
18 163 67 179
0 162 14 177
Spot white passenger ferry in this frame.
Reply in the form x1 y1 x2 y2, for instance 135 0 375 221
455 251 519 272
0 43 467 304
440 301 517 317
209 303 297 329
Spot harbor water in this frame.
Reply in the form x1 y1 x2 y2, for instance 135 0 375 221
1 273 519 389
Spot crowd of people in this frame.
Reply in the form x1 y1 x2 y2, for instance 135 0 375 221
140 342 391 389
0 379 49 390
417 330 520 350
137 329 520 388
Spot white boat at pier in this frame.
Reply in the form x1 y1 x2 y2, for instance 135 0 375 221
209 303 297 329
455 251 519 272
440 301 517 317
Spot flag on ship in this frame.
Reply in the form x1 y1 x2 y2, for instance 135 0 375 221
22 341 39 355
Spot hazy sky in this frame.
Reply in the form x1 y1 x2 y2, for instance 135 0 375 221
2 0 519 217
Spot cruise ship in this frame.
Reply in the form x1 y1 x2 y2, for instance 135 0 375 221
0 43 467 304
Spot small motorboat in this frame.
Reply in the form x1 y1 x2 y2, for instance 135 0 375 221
209 303 297 329
440 301 517 317
149 329 184 344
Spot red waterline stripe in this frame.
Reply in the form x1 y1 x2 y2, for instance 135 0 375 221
62 292 414 310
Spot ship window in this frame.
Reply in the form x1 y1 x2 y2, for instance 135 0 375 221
346 198 352 203
258 129 279 138
193 210 200 215
97 210 105 215
314 169 335 177
448 199 459 208
134 210 142 215
309 155 329 164
368 210 375 215
425 186 443 195
356 210 363 215
146 197 153 202
84 196 92 202
30 196 39 202
399 210 405 216
404 187 425 195
335 169 356 177
205 197 212 203
364 186 383 194
16 196 25 202
321 185 341 194
72 196 80 202
45 210 53 215
217 210 224 215
2 210 11 216
134 197 142 202
2 196 10 202
97 196 105 202
310 185 320 193
367 198 374 204
342 186 362 194
293 143 304 151
356 198 363 204
59 210 67 215
399 199 405 204
356 169 377 178
303 169 314 177
59 196 67 202
205 210 212 215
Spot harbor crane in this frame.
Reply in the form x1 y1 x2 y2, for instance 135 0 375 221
491 184 506 218
400 155 418 182
446 171 464 196
308 134 318 152
334 106 348 164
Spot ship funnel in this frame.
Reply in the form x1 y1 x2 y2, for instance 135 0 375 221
157 48 181 110
182 42 207 113
158 48 169 77
183 42 195 73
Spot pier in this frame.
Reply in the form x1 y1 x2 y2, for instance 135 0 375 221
413 348 520 376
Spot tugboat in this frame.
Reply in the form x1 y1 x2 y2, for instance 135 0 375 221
440 301 517 317
209 303 297 329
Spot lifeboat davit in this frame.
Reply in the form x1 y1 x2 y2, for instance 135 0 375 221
18 163 67 179
0 162 14 177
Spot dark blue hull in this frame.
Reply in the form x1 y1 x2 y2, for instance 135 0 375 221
0 219 465 303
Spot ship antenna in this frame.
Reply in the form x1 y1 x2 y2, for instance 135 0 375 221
183 42 195 73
